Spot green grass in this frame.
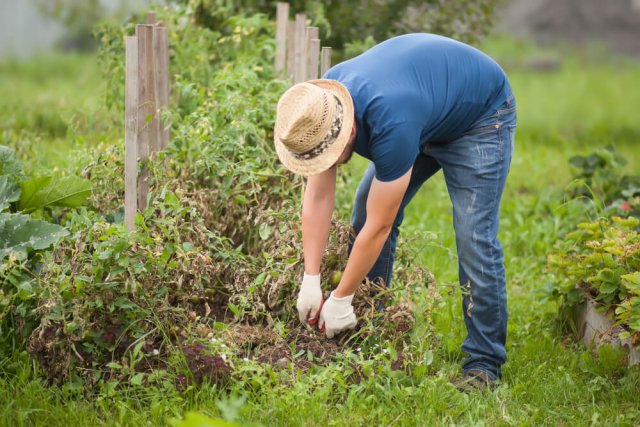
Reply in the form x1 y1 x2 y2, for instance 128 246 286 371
2 37 640 426
0 54 117 174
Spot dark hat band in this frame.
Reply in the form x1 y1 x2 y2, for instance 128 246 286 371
292 96 344 161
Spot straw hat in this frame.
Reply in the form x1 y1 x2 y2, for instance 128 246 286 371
274 79 354 176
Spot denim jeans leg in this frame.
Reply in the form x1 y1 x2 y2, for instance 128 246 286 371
350 155 441 287
424 105 516 380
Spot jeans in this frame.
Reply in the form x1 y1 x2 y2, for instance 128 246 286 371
350 95 516 380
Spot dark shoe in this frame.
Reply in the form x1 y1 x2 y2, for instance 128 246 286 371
453 370 496 393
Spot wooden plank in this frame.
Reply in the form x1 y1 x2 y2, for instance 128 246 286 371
154 25 170 150
293 13 306 84
321 46 332 76
146 11 157 25
308 39 320 80
124 36 138 232
275 2 289 78
286 20 295 81
305 27 319 80
136 24 157 210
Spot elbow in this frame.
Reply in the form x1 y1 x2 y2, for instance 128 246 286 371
378 223 393 239
366 220 393 241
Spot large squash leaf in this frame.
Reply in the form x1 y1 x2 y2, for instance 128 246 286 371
18 175 91 213
0 145 22 176
0 175 21 211
0 213 69 260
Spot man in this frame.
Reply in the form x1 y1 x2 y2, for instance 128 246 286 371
273 34 516 391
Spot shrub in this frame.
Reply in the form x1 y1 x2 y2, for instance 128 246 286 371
548 215 640 343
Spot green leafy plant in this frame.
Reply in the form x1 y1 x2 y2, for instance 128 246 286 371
0 145 91 358
548 215 640 343
0 145 91 261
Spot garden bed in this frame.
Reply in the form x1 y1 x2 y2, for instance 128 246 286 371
576 297 640 367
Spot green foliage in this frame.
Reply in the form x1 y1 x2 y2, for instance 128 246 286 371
169 411 241 427
0 175 21 211
548 216 640 340
616 272 640 335
567 146 640 215
0 146 90 358
17 175 91 213
177 0 500 59
0 147 81 262
0 146 22 176
0 214 69 261
19 3 293 386
548 146 640 344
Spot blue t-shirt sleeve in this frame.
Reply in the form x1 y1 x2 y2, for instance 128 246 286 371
370 122 420 182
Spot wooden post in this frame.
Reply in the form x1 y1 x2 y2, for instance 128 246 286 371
136 24 157 210
308 39 320 80
286 20 295 81
275 2 289 78
124 36 138 231
305 27 319 80
154 25 170 150
146 11 156 25
293 13 306 84
321 47 332 76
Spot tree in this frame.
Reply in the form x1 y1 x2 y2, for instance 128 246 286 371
182 0 501 56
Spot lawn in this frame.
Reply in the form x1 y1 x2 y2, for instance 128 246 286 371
1 35 640 426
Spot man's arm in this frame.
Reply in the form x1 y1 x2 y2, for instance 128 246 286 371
302 166 337 274
333 167 412 297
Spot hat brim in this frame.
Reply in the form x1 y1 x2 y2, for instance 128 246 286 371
274 79 355 177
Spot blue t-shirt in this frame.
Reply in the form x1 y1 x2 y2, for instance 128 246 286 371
324 34 511 182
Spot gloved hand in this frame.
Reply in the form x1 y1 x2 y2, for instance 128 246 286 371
319 291 357 339
296 273 324 325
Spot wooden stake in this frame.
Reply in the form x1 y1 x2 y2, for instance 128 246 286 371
286 20 295 81
321 46 332 76
124 36 138 232
146 11 156 25
275 2 289 78
136 24 157 209
308 39 320 80
154 26 170 150
293 13 306 84
305 27 319 80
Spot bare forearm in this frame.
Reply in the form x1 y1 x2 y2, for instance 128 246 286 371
301 189 334 275
334 223 391 297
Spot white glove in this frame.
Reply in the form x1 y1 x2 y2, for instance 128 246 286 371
319 291 357 339
296 273 323 325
